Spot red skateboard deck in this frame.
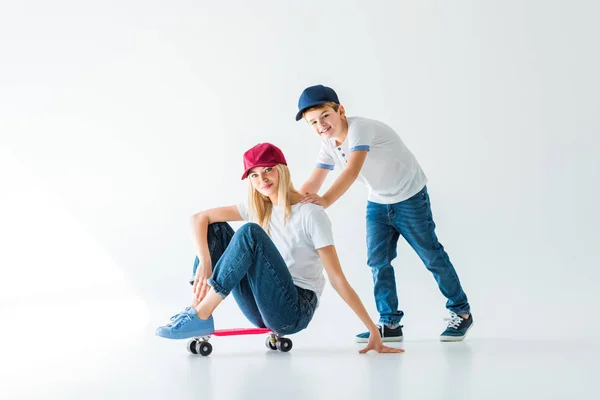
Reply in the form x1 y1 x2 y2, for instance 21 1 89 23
211 328 272 337
187 327 292 356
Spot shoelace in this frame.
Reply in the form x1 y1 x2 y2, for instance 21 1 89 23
444 312 463 329
170 313 192 329
170 307 191 322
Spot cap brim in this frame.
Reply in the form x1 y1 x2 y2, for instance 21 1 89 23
241 162 280 180
295 100 332 121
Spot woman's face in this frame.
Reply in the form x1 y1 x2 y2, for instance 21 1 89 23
248 166 279 197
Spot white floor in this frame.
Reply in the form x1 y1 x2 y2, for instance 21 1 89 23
2 321 598 400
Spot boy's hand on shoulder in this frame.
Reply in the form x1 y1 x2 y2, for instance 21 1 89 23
300 193 330 208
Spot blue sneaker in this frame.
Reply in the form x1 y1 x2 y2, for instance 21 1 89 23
156 308 215 340
355 324 403 343
440 312 473 342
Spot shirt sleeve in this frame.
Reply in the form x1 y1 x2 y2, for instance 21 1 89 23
347 120 374 152
306 206 335 249
236 201 250 221
316 143 335 170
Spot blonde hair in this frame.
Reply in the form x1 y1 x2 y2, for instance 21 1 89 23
247 164 298 234
302 101 341 119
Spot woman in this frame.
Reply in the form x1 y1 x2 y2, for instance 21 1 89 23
156 142 403 354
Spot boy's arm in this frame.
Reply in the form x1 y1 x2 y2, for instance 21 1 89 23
302 150 367 208
299 168 330 195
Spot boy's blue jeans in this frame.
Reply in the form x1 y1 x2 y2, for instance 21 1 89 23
192 222 317 335
366 186 470 327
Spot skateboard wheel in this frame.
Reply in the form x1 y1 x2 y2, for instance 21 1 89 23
198 341 212 356
276 338 293 352
187 339 199 354
265 337 277 350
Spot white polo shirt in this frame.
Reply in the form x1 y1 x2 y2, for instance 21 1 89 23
236 201 334 298
316 116 428 204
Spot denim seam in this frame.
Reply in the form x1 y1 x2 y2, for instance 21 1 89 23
254 229 311 333
226 225 301 333
282 305 314 334
217 249 251 296
366 204 402 326
289 289 317 332
215 223 234 257
208 237 217 261
422 193 470 314
368 220 396 267
424 194 465 304
212 230 253 297
258 249 301 334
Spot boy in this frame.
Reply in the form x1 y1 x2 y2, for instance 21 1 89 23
296 84 473 342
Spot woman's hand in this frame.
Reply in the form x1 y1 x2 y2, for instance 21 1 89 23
317 246 404 355
359 331 405 354
192 257 212 303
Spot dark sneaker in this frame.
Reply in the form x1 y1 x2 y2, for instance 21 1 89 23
440 312 473 342
355 324 403 343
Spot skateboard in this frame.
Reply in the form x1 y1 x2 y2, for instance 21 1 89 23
186 327 293 356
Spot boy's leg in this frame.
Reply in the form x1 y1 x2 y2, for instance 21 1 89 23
356 201 404 343
393 186 473 340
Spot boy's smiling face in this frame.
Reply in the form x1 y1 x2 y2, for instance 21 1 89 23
304 105 346 139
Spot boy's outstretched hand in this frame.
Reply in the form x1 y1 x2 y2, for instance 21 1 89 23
359 335 405 354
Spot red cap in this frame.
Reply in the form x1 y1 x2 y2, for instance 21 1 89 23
241 143 287 180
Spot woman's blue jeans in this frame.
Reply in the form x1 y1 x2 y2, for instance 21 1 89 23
192 222 317 335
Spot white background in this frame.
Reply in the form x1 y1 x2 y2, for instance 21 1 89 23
1 0 598 348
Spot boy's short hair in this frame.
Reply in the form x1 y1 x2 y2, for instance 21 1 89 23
302 102 340 120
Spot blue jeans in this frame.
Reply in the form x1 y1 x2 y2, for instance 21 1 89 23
366 186 470 326
192 222 318 335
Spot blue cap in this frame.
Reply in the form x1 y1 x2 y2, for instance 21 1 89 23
295 85 340 121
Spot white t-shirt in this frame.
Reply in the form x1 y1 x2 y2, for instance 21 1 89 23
236 201 334 298
316 116 428 204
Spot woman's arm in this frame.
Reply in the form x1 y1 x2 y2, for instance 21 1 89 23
191 205 243 259
190 205 243 301
317 245 404 354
